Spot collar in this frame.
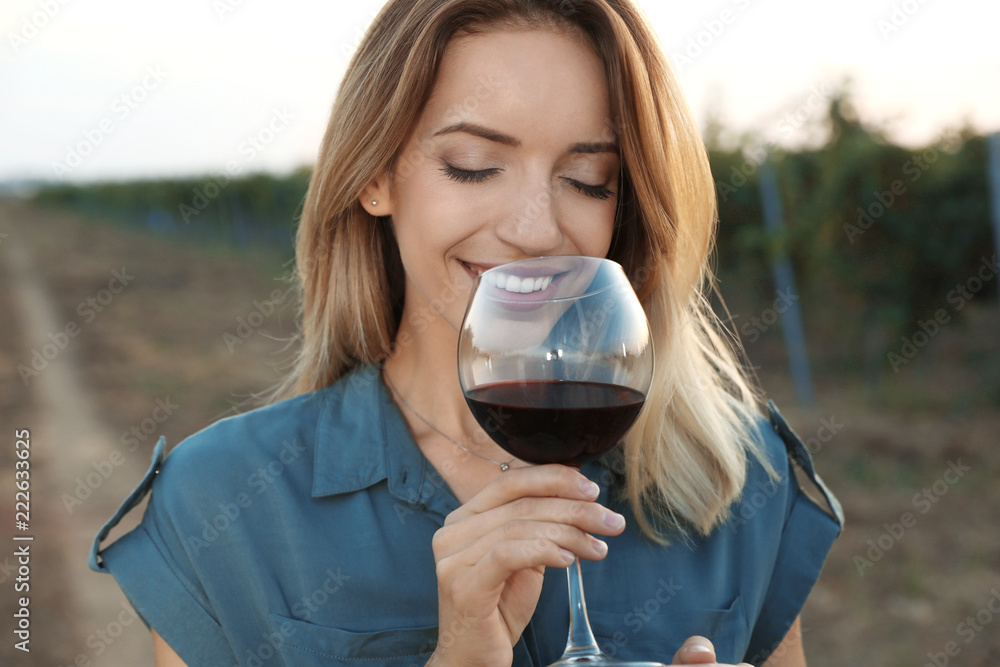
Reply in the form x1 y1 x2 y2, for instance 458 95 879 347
311 364 461 517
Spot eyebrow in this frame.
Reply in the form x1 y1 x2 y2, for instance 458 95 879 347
433 122 619 155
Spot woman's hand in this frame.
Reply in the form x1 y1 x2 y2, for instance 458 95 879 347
671 635 754 666
426 465 626 666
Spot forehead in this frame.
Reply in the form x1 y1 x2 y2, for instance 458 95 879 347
418 28 612 136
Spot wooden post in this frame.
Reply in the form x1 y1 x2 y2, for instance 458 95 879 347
758 160 815 406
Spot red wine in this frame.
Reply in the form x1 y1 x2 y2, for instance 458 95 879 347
465 380 645 466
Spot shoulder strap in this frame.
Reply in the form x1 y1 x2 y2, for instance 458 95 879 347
766 401 844 529
89 437 167 573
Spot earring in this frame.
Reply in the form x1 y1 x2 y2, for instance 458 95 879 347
371 200 378 206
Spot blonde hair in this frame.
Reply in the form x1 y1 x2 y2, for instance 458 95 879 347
277 0 773 541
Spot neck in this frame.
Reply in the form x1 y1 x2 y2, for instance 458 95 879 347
383 294 524 496
384 305 472 437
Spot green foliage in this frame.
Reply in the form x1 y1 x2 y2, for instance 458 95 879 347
34 168 312 248
709 91 995 386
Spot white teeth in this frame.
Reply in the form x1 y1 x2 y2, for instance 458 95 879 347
484 271 556 294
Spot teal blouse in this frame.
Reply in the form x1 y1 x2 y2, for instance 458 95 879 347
91 363 842 666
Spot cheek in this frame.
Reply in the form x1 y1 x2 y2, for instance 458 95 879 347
392 168 459 254
392 165 500 263
390 166 482 312
560 199 617 258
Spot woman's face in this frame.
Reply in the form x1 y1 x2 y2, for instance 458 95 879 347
374 28 621 333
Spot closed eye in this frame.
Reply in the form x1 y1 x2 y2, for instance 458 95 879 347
441 163 615 201
565 179 615 201
441 164 502 184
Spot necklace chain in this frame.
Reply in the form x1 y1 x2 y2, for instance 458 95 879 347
382 368 515 472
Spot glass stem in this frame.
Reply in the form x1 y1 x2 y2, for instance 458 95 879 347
562 557 604 659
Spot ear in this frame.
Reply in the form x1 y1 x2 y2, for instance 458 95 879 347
359 172 392 217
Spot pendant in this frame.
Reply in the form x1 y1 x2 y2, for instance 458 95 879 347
500 462 510 472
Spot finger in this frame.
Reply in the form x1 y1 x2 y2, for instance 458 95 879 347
435 496 625 558
444 537 577 603
671 636 716 664
450 464 600 521
464 518 613 567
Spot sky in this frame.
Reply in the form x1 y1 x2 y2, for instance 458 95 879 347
1 0 998 184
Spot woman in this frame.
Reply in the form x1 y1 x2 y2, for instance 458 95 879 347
91 1 842 665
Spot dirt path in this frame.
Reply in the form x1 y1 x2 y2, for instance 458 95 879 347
1 209 154 665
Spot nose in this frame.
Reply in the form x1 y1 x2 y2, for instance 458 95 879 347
494 187 563 256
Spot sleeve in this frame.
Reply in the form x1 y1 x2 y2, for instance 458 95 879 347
89 437 239 666
744 401 844 665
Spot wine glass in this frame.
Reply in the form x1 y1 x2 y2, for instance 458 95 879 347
458 255 664 666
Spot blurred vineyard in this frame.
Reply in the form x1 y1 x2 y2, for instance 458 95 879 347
32 95 1000 404
709 96 997 399
35 168 312 249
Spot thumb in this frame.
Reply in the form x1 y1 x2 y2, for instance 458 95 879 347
671 635 716 664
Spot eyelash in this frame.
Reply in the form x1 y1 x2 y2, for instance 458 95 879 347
570 181 616 201
441 164 501 184
440 164 616 201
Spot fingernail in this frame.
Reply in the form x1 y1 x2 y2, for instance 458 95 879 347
590 536 608 555
560 548 575 565
604 511 625 530
579 478 600 498
682 645 712 654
